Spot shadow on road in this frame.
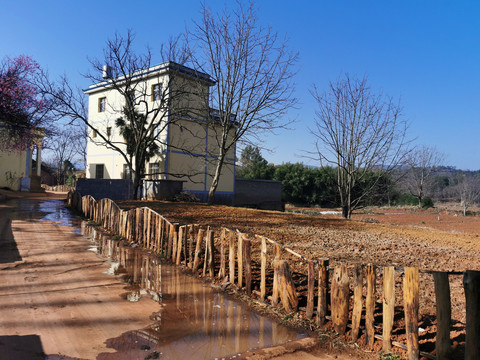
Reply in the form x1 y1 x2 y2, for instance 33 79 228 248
0 334 45 360
0 204 22 264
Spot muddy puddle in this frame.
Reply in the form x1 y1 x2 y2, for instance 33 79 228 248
80 222 306 360
3 197 80 229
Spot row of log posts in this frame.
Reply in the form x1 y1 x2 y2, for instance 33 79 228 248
71 192 480 360
72 193 424 358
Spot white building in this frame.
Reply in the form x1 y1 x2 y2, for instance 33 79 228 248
84 62 235 202
0 128 44 192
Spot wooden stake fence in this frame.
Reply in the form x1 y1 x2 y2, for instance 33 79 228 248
67 190 478 359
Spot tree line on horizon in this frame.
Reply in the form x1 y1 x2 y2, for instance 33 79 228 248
237 145 480 215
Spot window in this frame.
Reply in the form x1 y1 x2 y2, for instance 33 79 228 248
149 162 160 180
123 164 131 180
106 127 112 139
98 97 106 112
95 164 104 179
152 83 162 101
92 130 97 138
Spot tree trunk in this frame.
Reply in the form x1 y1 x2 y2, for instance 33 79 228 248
133 171 142 200
208 152 226 204
132 173 141 200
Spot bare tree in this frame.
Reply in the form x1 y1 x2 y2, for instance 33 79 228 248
311 74 408 219
404 146 443 206
190 1 298 203
458 174 480 216
44 124 85 185
38 31 194 199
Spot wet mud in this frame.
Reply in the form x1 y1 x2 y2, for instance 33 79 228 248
81 224 305 360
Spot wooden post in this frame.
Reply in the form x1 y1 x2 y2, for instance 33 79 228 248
404 267 419 360
275 244 281 259
146 209 151 248
365 264 376 350
316 259 329 325
351 265 363 341
219 229 226 279
203 228 209 276
172 224 178 262
150 213 155 250
158 218 164 254
244 238 252 295
183 224 188 265
433 272 451 360
207 229 215 278
152 215 157 251
274 260 298 313
331 265 349 335
192 228 205 273
464 270 480 360
167 224 173 260
306 261 315 319
136 208 142 244
237 233 244 288
260 237 267 301
188 225 195 268
176 225 185 265
229 231 235 284
383 266 395 352
272 260 280 306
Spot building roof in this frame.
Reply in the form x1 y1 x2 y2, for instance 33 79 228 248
84 61 215 95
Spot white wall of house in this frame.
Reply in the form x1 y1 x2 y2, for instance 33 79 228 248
84 62 236 199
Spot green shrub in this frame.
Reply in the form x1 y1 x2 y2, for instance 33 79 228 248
395 193 418 206
421 197 434 209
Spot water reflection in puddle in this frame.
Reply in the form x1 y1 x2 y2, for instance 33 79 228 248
38 199 79 229
5 198 81 233
81 222 306 360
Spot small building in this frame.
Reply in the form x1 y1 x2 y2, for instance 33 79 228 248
84 62 235 202
0 129 44 192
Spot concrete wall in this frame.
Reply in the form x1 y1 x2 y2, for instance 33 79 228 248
0 149 27 191
234 179 284 211
144 179 184 200
76 178 133 200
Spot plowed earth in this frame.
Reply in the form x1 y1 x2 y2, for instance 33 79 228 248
117 200 480 358
117 201 480 272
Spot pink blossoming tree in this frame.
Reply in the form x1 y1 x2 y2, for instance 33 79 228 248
0 55 52 151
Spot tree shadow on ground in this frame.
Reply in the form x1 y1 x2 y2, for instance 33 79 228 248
0 334 45 360
0 206 22 264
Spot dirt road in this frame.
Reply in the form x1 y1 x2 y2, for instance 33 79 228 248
0 197 162 359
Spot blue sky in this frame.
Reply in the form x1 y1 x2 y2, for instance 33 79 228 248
2 1 480 169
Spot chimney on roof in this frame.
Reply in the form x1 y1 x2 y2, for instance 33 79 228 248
102 65 112 79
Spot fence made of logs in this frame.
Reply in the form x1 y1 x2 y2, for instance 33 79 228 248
67 191 479 360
